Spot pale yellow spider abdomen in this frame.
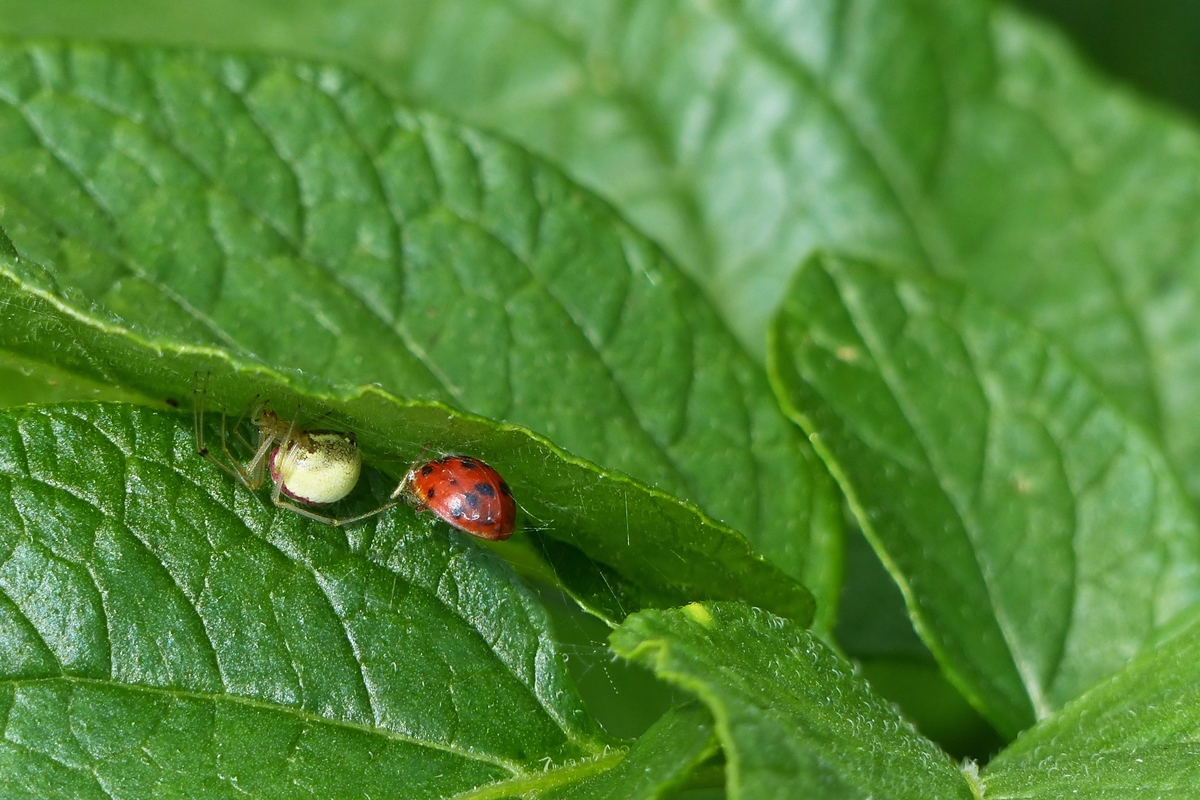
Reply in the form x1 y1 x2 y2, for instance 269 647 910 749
269 430 362 505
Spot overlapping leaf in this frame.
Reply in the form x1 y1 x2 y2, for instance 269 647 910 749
611 602 975 799
536 704 717 800
984 610 1200 797
0 41 832 626
770 253 1200 736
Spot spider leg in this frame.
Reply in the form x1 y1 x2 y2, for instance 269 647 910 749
196 424 245 478
327 500 401 527
269 496 400 527
389 467 418 501
242 424 277 490
246 404 297 486
194 372 257 486
234 395 262 431
195 386 266 496
231 396 262 453
232 428 256 453
214 410 265 491
200 444 259 486
308 409 334 427
193 371 211 457
266 456 398 527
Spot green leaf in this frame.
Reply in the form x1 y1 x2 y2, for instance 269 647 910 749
0 402 622 796
535 703 717 800
0 349 150 409
37 0 1200 529
611 601 976 800
0 40 830 627
768 253 1200 737
983 610 1200 797
986 7 1200 501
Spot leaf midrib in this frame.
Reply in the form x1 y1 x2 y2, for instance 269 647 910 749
0 673 525 773
824 267 1058 721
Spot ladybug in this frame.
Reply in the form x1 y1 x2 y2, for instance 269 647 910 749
394 456 516 541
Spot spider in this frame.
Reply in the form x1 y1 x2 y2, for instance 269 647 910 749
193 373 399 527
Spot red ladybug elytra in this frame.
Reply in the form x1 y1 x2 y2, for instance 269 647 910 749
395 456 516 541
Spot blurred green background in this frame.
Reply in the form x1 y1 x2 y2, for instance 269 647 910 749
1 1 1197 124
1015 0 1200 119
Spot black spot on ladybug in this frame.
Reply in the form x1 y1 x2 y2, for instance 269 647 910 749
464 492 480 509
499 481 512 497
421 464 434 476
426 488 436 499
458 458 477 470
475 482 496 498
